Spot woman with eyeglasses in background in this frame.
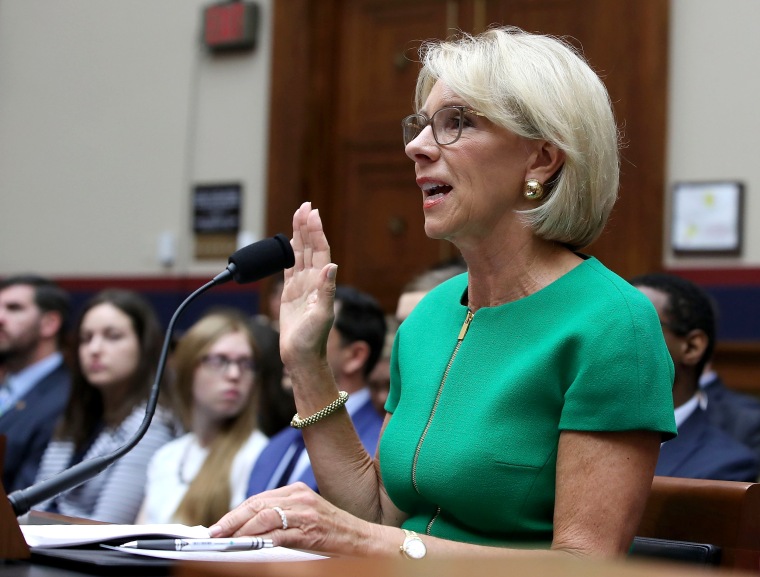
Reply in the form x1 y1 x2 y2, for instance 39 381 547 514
138 308 267 527
34 289 176 523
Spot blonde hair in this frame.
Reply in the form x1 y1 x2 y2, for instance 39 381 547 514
171 309 260 527
415 26 620 250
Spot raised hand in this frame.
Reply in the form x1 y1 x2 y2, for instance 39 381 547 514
278 202 338 375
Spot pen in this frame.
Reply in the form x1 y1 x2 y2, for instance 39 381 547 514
120 537 273 551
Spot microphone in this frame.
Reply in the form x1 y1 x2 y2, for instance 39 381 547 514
216 233 294 285
7 234 295 517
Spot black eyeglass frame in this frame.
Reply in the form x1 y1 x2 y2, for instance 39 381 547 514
401 105 486 147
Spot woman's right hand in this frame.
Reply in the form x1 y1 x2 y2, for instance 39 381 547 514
210 482 384 557
278 202 338 375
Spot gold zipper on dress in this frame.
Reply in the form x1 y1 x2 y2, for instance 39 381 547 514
426 507 441 535
412 309 474 533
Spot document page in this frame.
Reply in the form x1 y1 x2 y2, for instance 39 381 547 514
21 523 210 548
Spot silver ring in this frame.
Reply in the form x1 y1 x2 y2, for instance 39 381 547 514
272 506 288 530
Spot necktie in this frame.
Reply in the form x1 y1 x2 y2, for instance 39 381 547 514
275 434 306 488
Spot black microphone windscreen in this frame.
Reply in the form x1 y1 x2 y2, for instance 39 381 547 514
228 233 295 284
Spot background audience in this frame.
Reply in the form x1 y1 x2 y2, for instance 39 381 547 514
631 273 760 482
139 309 268 526
34 289 175 523
0 275 71 493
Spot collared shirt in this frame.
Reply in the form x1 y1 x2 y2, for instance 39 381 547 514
674 392 701 429
266 387 372 490
699 370 717 389
0 352 63 416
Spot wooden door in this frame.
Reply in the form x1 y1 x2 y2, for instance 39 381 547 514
266 0 669 312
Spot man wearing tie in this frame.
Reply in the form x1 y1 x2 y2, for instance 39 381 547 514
246 286 386 495
0 275 71 493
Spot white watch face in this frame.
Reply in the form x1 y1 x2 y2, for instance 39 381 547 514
404 536 426 559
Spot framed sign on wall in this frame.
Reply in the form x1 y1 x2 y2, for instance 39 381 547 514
671 181 743 256
193 183 242 259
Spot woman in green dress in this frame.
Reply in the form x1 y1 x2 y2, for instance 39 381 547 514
211 26 676 560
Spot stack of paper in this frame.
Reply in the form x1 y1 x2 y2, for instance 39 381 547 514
21 524 326 563
22 524 210 548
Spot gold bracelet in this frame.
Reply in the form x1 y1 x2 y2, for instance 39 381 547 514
290 391 349 429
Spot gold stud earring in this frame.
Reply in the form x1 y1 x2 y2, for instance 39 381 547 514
524 179 545 200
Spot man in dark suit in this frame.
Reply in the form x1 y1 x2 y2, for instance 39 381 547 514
0 275 71 493
700 362 760 462
631 273 759 482
246 285 386 495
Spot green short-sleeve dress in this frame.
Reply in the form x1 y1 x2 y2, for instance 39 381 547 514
380 257 676 546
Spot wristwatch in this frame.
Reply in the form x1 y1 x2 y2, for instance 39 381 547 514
400 529 426 559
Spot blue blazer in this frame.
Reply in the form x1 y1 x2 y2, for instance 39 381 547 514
247 396 383 496
703 374 760 459
656 406 760 482
0 359 71 493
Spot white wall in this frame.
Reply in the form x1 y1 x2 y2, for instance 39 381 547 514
666 0 760 267
0 0 757 277
0 0 272 277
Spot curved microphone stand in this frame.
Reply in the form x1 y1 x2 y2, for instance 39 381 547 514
7 233 294 517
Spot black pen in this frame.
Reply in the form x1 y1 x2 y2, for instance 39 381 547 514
120 537 273 551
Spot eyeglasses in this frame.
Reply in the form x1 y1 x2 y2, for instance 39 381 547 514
200 354 255 374
401 106 486 147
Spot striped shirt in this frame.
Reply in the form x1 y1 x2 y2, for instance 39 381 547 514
34 405 175 523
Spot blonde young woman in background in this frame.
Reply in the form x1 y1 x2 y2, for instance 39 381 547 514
139 309 267 527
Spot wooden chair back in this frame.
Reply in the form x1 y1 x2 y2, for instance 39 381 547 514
637 476 760 571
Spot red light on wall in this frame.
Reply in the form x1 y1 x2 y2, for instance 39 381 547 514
203 1 259 52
